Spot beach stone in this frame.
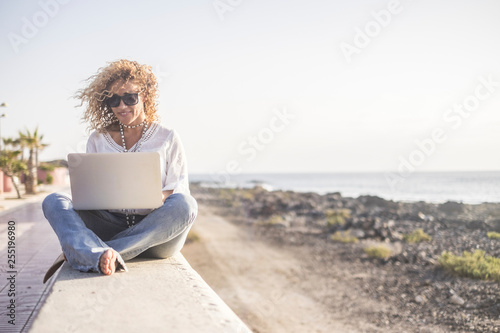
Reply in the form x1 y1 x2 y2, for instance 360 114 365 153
395 252 409 263
417 251 427 260
389 230 404 241
365 230 376 238
417 212 435 222
350 229 365 239
450 295 465 305
378 228 390 239
415 295 426 304
426 258 437 265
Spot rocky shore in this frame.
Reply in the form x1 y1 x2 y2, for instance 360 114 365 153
190 183 500 332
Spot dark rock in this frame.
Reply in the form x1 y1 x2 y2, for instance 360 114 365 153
486 219 500 232
466 220 488 230
326 192 342 201
438 201 464 215
358 195 398 210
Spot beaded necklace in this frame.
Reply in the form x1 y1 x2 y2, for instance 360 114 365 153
119 120 148 153
119 120 148 227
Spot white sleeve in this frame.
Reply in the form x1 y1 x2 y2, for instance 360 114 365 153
86 132 98 153
163 130 190 194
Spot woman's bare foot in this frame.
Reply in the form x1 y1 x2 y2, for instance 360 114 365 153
99 249 118 275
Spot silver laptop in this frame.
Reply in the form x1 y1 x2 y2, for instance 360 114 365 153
68 152 163 210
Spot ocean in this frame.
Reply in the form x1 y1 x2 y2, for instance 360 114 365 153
190 171 500 204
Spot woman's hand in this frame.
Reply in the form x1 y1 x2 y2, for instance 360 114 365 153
162 190 174 202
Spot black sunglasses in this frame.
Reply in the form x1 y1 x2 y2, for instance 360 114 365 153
106 93 140 108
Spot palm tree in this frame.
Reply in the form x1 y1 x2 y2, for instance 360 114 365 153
2 137 21 151
18 127 48 194
0 139 26 199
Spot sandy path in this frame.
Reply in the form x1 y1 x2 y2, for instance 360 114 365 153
182 205 354 333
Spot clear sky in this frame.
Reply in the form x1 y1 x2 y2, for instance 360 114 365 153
0 0 499 174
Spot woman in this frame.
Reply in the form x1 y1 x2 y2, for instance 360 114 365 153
42 59 198 282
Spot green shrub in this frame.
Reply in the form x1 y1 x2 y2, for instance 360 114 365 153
185 230 200 244
330 230 358 243
240 189 256 201
325 209 350 227
438 250 500 282
217 188 238 207
39 163 55 172
403 228 432 243
262 214 286 226
45 173 54 184
364 245 392 259
487 231 500 240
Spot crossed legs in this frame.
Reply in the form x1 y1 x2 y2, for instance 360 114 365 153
42 192 198 276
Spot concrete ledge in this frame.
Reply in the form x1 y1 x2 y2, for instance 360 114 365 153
29 254 252 333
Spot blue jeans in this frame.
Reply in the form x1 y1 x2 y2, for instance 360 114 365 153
42 192 198 273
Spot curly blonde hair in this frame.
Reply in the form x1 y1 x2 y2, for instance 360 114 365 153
76 59 159 132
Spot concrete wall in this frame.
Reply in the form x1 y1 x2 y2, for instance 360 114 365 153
30 254 252 333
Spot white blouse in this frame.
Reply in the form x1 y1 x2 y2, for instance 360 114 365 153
86 123 190 204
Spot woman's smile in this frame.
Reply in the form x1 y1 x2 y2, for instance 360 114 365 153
117 110 133 117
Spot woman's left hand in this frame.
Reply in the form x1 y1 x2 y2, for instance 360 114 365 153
162 190 174 202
